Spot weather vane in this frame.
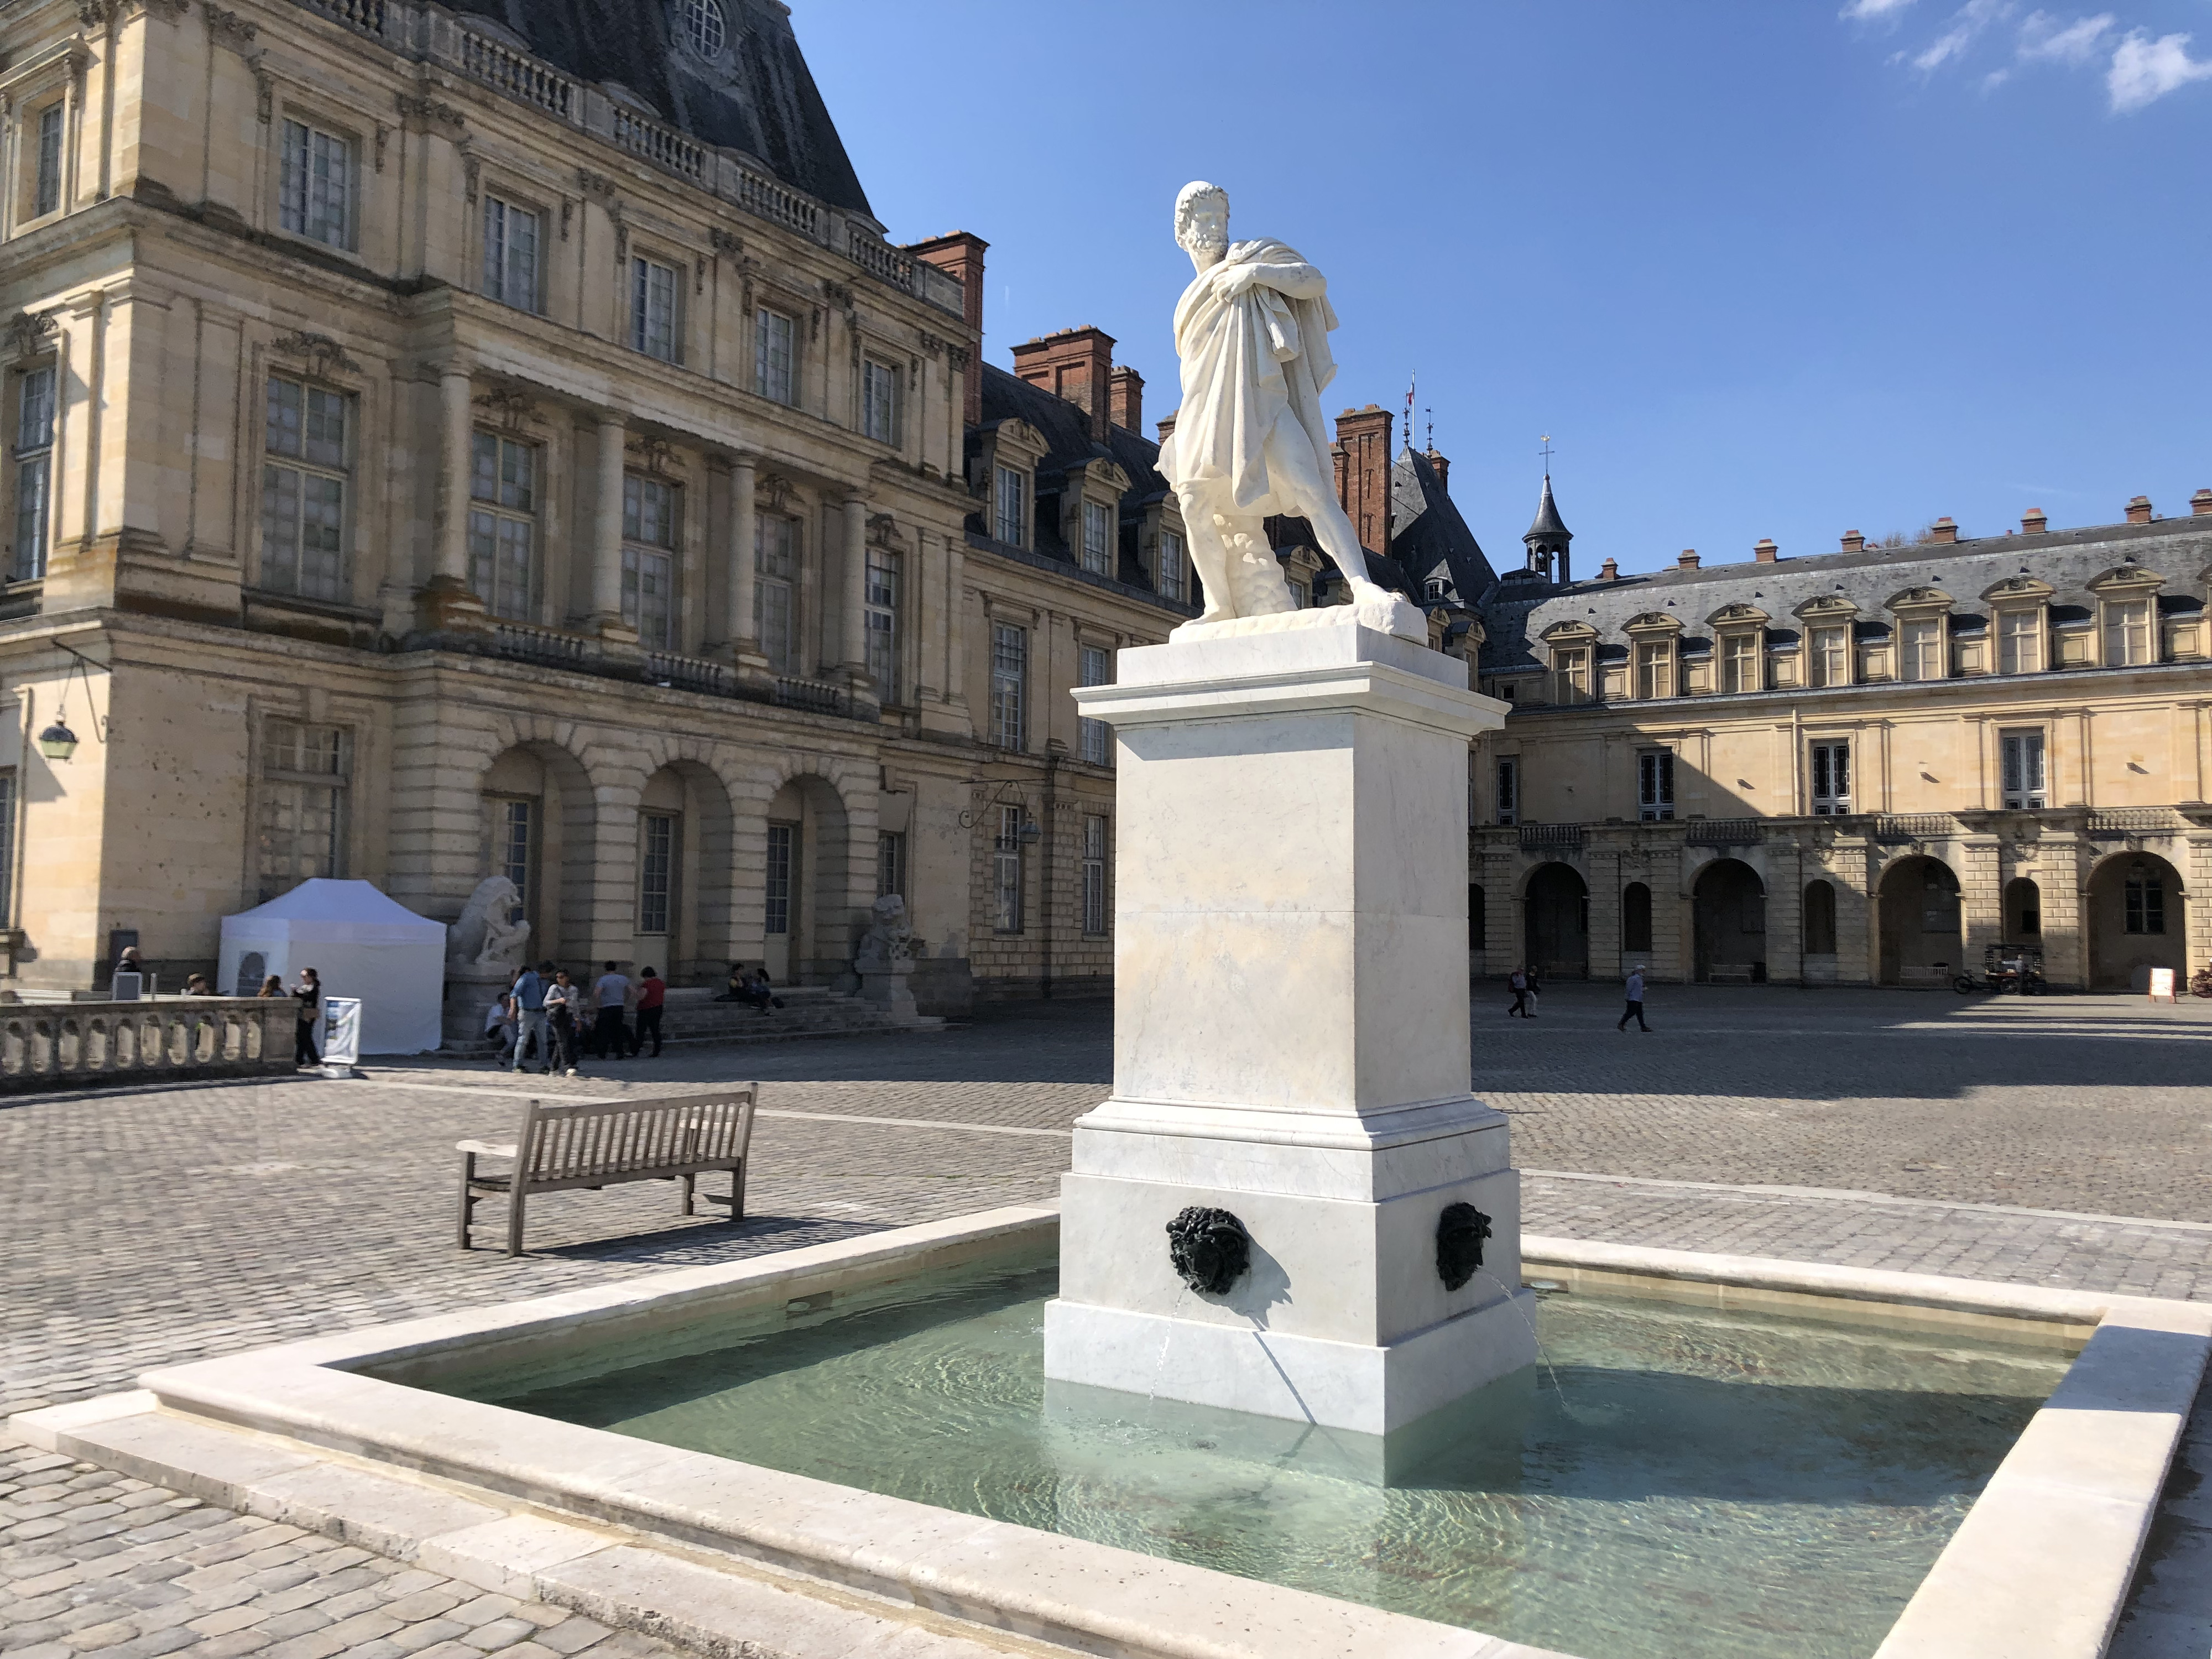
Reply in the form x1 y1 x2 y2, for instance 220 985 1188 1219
1539 434 1554 476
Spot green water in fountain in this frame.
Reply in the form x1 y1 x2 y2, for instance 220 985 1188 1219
458 1254 2068 1659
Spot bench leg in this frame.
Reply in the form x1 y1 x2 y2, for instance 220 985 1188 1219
456 1152 477 1250
731 1158 746 1223
507 1185 528 1257
680 1172 695 1216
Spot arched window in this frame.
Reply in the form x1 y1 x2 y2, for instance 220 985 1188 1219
682 0 726 58
1621 883 1652 952
1804 880 1838 955
2005 877 2041 941
1468 884 1486 952
234 951 267 998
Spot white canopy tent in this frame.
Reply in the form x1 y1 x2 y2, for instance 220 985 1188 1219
219 880 447 1055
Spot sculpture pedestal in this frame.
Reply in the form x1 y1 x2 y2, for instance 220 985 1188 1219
1046 612 1531 1437
855 960 917 1019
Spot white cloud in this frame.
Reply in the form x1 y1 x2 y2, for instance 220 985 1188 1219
2017 11 2114 63
1911 0 2012 71
1842 0 1918 18
2107 29 2212 111
1983 66 2014 88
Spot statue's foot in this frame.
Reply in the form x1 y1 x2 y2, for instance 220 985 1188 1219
1349 581 1428 644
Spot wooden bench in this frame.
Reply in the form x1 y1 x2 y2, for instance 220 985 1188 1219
456 1087 757 1255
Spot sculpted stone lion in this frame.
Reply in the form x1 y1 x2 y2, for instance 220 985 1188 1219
448 875 531 972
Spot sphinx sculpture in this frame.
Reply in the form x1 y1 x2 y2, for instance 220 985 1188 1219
1155 180 1424 641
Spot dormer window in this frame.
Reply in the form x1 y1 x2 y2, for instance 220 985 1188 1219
994 465 1026 547
1885 586 1955 684
1706 603 1771 694
681 0 726 59
2086 564 2164 667
1623 612 1680 700
1981 575 2052 676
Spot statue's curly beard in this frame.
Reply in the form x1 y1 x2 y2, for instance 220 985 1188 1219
1182 228 1229 262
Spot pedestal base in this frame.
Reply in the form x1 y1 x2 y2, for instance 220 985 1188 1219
856 963 917 1018
1042 1287 1537 1438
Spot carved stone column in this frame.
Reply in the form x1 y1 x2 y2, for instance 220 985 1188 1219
591 413 631 639
842 493 869 675
437 368 473 584
727 455 758 660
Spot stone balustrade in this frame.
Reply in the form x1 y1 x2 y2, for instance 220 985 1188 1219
0 999 296 1094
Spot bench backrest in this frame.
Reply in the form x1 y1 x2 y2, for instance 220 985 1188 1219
515 1087 757 1186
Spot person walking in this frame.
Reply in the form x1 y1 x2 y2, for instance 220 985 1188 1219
591 961 632 1060
507 961 551 1073
1618 966 1651 1032
1506 966 1532 1019
542 968 585 1078
293 968 322 1066
630 966 666 1057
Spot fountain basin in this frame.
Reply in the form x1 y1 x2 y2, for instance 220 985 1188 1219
13 1207 2208 1659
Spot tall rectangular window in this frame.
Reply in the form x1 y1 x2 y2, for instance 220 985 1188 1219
637 813 674 935
754 307 794 403
1638 749 1675 822
993 805 1024 933
1900 618 1943 681
2000 731 2046 809
2103 599 2152 666
467 431 535 620
33 103 63 218
1810 740 1851 815
2125 871 2166 935
1999 608 2043 675
1495 755 1518 826
630 257 679 362
621 475 678 649
990 622 1026 751
877 830 907 900
11 367 56 582
493 798 533 904
764 823 794 937
279 119 352 248
258 720 349 901
865 545 901 703
861 359 897 444
1722 632 1762 693
1078 643 1112 766
1551 648 1590 705
260 374 348 601
1156 530 1185 601
1081 815 1108 936
481 195 541 312
994 466 1026 546
1081 501 1112 576
1634 640 1672 700
1809 625 1850 688
755 514 797 674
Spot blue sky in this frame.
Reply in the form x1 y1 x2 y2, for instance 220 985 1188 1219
800 2 2210 577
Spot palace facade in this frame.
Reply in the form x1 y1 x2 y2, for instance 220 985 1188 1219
0 0 1196 1011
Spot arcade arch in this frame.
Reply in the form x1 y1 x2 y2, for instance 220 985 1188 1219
1878 855 1963 986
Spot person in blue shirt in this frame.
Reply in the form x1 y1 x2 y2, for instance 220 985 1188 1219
507 961 551 1073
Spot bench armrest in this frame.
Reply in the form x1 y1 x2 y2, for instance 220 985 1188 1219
456 1140 518 1158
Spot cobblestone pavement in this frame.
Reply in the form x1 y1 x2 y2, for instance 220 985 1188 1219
6 985 2211 1655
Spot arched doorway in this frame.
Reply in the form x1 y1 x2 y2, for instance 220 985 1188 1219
2086 853 2186 990
633 763 735 985
1879 856 1962 986
1524 864 1588 979
1803 880 1838 956
1621 883 1653 953
2004 877 2041 947
758 775 852 985
1693 859 1766 983
480 743 595 966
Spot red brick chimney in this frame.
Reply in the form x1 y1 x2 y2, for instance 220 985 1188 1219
909 231 987 430
1108 366 1144 434
2192 489 2212 517
1425 447 1451 492
1597 556 1619 581
2125 494 2153 524
1010 326 1116 444
1677 549 1700 571
2020 508 2048 534
1754 538 1779 564
1332 405 1394 555
1156 412 1177 447
1931 517 1959 544
1839 530 1866 554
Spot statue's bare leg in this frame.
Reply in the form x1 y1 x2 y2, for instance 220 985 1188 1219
1172 483 1239 623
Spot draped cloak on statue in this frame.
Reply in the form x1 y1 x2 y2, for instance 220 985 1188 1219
1156 238 1341 516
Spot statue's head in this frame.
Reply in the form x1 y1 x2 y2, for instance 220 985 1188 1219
1174 180 1229 262
871 893 906 925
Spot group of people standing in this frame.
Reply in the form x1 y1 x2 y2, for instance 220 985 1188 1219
488 961 666 1076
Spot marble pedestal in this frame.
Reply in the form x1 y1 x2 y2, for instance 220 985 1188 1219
855 959 917 1018
1045 611 1530 1437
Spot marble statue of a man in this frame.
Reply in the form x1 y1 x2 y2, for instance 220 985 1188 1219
1156 181 1423 640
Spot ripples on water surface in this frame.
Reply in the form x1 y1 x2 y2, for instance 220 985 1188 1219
468 1256 2067 1659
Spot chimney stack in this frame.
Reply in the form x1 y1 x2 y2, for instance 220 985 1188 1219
1425 447 1451 492
2125 494 2154 525
1839 529 1866 554
1677 549 1700 571
909 231 987 430
1155 411 1177 447
1332 404 1395 555
2192 489 2212 517
1010 326 1117 444
2020 508 2048 534
1597 556 1619 581
1754 538 1779 564
1931 517 1959 544
1108 365 1144 435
